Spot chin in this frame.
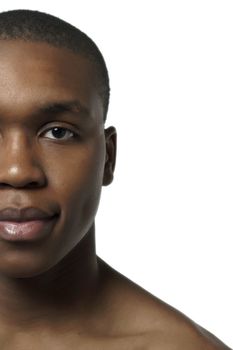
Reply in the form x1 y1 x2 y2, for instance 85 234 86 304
0 250 58 279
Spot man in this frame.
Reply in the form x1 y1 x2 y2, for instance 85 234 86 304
0 9 230 349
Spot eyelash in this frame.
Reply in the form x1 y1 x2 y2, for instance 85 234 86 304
41 126 79 141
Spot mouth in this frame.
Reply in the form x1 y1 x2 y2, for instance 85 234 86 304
0 207 59 242
0 217 58 242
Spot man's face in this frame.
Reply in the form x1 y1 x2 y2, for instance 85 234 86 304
0 40 113 278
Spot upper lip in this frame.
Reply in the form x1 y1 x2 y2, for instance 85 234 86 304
0 207 57 222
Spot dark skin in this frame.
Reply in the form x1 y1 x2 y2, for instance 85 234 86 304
0 40 230 350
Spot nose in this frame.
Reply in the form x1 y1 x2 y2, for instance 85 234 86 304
0 132 46 189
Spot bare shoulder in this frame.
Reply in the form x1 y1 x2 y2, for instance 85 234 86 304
144 324 232 350
97 258 232 350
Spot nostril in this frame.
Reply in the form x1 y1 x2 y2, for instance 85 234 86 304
0 183 12 189
0 160 47 189
0 182 40 189
27 181 43 189
0 179 47 189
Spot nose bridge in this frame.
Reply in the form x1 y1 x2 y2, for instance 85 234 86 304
7 130 33 170
6 129 31 158
0 129 46 188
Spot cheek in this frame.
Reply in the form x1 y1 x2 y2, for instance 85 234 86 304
44 138 105 242
45 138 105 193
64 151 104 227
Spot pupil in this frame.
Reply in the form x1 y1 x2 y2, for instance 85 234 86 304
52 128 66 138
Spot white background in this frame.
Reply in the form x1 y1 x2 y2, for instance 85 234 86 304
0 1 232 347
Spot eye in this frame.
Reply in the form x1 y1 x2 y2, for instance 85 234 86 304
42 127 77 140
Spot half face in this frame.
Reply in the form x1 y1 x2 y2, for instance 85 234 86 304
0 40 116 278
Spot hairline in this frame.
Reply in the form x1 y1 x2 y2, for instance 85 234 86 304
0 36 106 123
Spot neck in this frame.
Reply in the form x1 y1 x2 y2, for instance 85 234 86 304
0 224 99 330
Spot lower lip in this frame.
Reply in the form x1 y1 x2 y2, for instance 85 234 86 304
0 217 58 242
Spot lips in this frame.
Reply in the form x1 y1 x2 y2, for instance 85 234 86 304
0 207 59 242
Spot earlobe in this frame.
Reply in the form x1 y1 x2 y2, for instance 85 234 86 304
103 126 117 186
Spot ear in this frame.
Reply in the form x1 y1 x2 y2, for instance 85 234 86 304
102 126 117 186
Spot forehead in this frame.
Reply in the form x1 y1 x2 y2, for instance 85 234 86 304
0 40 103 121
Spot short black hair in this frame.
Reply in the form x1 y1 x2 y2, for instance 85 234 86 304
0 9 110 122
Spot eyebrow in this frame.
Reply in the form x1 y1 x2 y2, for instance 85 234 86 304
36 99 89 117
